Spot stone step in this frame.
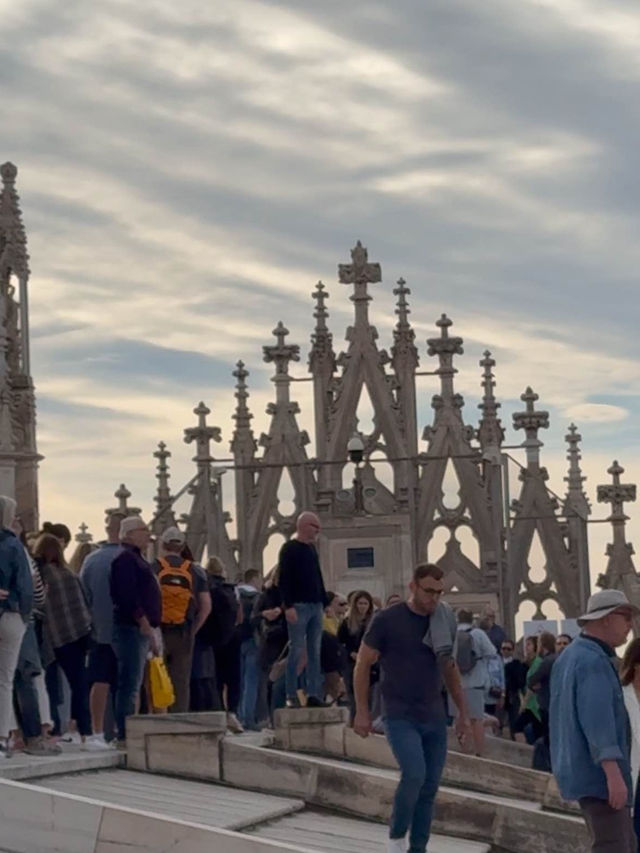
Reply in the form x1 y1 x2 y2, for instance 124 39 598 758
275 719 571 812
0 745 123 781
220 738 586 853
249 810 491 853
0 775 305 853
37 768 305 831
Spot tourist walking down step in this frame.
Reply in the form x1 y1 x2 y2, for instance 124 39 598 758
551 589 638 853
353 563 470 853
278 511 328 709
110 517 161 745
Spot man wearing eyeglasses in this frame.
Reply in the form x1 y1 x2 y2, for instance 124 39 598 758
353 563 470 853
551 589 639 853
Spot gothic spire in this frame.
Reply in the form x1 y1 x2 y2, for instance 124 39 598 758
106 483 141 518
477 350 504 451
153 441 173 510
564 424 589 515
338 241 381 328
263 321 300 406
597 462 639 613
512 387 549 466
75 523 92 545
184 402 222 469
231 360 256 456
0 162 29 281
310 281 335 367
426 314 464 408
392 278 418 363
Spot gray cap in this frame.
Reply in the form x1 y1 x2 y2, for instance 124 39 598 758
160 526 185 545
577 589 639 626
119 516 148 539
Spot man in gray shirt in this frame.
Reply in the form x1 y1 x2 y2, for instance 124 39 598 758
354 563 470 853
80 512 124 748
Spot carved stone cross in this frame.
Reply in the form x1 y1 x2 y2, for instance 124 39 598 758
75 522 92 544
598 460 636 522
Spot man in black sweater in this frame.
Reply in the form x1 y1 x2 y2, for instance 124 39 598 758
278 512 327 708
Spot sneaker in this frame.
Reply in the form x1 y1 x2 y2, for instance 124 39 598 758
83 733 113 751
24 736 62 756
226 713 244 734
0 741 12 759
60 731 82 745
386 837 407 853
306 696 329 708
285 697 301 709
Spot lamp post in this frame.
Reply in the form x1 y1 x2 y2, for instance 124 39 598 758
347 432 365 515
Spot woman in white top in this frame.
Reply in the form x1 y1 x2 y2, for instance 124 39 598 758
621 637 640 853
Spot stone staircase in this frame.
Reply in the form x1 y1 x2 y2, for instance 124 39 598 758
0 709 587 853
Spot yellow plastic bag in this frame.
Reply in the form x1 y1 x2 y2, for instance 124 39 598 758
149 656 175 709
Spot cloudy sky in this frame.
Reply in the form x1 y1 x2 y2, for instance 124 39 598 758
3 0 639 596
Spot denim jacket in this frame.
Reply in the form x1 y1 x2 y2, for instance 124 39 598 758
550 635 631 805
0 528 33 620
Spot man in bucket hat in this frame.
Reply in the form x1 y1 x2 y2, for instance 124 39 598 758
550 589 640 852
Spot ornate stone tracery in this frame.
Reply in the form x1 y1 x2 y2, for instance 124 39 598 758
0 162 40 531
121 240 638 632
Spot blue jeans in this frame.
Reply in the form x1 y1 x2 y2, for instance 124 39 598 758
634 773 640 853
112 624 149 741
285 602 323 701
385 717 448 853
239 637 259 728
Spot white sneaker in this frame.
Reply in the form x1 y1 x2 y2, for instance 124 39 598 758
226 713 245 734
83 733 113 751
386 838 407 853
61 731 82 745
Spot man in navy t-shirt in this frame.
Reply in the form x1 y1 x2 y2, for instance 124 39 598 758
354 563 470 853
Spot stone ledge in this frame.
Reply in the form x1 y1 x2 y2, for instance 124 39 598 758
273 707 349 728
127 711 227 735
218 738 585 853
275 718 577 815
126 712 227 776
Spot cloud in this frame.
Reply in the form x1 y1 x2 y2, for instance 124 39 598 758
563 403 629 423
1 0 638 556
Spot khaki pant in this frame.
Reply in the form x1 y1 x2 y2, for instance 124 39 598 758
0 612 26 738
162 627 194 713
579 797 636 853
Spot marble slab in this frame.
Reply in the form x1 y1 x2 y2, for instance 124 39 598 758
0 778 103 853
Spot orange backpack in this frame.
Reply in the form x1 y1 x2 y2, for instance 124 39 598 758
158 558 193 626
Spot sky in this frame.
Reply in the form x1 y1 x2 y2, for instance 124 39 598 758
2 0 639 603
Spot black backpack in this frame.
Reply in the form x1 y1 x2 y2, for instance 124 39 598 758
456 628 478 675
202 577 238 648
237 587 259 642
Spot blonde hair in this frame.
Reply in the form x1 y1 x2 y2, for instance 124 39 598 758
206 555 225 577
68 542 94 574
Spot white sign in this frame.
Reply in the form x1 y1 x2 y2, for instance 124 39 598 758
560 619 580 638
523 620 558 638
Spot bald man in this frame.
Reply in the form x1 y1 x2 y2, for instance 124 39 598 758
278 512 328 708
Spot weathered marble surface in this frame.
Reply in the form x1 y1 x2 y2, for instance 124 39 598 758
219 738 586 853
0 777 307 853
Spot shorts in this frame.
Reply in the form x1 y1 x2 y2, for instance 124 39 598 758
463 686 485 720
88 642 118 687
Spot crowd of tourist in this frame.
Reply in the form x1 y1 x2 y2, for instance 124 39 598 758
1 497 639 852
